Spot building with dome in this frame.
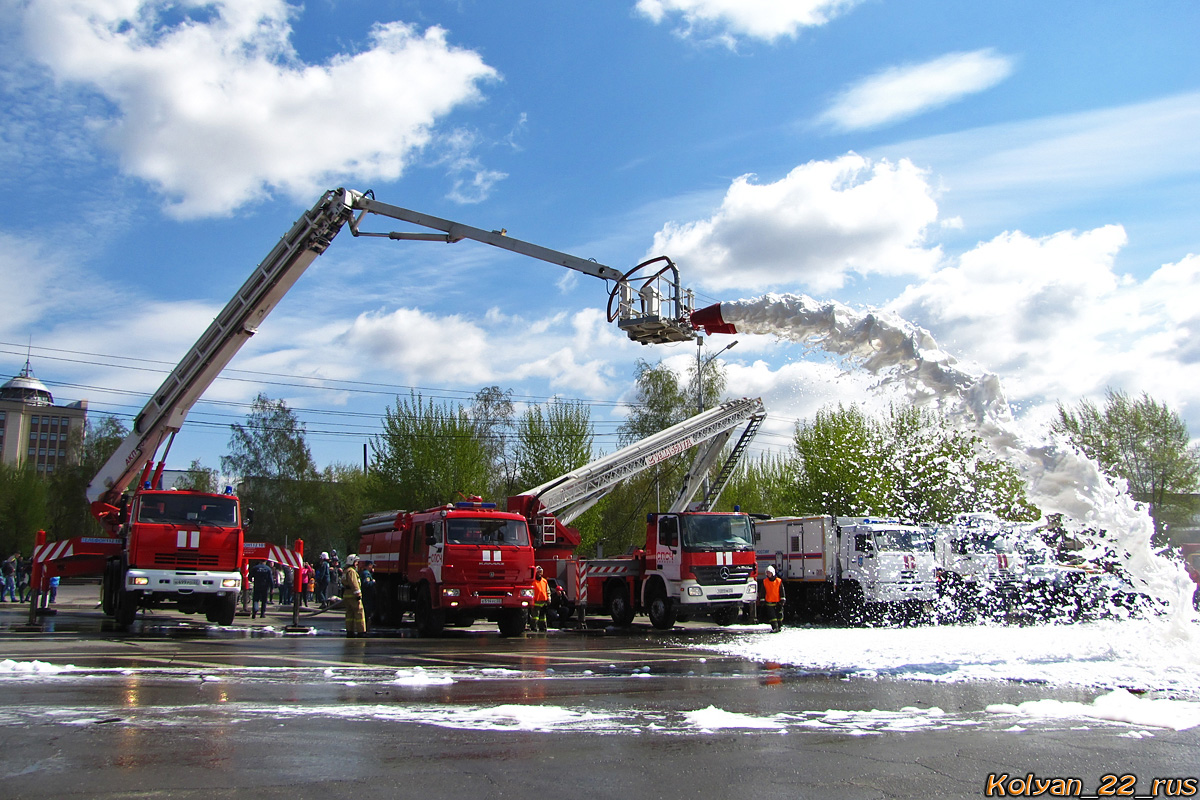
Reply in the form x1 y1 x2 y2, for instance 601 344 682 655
0 360 88 473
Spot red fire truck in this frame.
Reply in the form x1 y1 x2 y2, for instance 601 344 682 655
29 188 696 629
359 499 535 636
508 397 767 629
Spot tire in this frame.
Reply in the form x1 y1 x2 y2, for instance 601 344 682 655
606 583 635 627
101 559 117 617
711 606 739 626
647 590 677 630
415 585 445 637
837 581 865 627
497 609 526 637
114 586 138 628
215 593 237 626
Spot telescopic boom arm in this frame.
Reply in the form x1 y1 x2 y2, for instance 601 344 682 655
87 189 697 518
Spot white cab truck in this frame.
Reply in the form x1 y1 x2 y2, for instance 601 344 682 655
933 512 1029 621
753 516 937 624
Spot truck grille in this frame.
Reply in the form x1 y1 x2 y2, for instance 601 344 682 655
154 553 221 568
691 565 754 586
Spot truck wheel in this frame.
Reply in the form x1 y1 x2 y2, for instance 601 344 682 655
606 584 635 627
711 607 739 626
415 586 444 637
114 588 139 628
215 593 237 626
648 591 677 630
837 581 865 626
497 609 526 637
101 559 118 616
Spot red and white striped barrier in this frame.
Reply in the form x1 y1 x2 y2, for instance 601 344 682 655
33 540 73 563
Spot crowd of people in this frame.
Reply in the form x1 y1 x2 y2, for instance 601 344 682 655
1 552 31 603
239 549 378 635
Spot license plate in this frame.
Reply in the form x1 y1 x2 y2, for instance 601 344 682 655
480 598 502 605
176 579 199 585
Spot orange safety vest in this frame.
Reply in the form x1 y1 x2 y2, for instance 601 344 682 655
533 577 550 604
763 576 783 604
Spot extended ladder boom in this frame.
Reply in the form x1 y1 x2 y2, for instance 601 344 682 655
515 397 766 527
88 188 698 514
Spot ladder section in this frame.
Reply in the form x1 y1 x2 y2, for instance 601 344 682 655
700 409 766 510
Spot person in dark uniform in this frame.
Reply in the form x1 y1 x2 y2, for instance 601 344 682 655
249 560 273 619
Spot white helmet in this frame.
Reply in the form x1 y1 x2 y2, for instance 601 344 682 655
346 554 358 566
766 565 776 576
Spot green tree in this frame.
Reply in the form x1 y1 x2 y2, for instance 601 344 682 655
173 459 219 493
368 392 494 511
45 414 129 540
791 403 1038 523
471 385 517 497
792 404 882 517
0 462 47 558
619 359 691 444
221 394 320 544
1052 389 1200 537
514 400 594 489
716 452 797 517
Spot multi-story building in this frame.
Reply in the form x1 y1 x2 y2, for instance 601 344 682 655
0 360 88 474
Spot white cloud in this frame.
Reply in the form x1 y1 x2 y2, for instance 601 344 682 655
649 154 942 293
820 49 1014 131
339 307 493 385
19 0 498 218
874 91 1200 227
889 228 1200 430
635 0 861 44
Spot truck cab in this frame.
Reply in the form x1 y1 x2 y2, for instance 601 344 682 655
105 489 244 626
836 518 937 622
645 511 758 623
934 513 1028 620
359 500 535 636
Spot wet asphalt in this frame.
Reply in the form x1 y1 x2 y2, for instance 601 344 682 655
1 583 1197 799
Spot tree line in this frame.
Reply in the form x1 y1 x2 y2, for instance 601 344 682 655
2 359 1196 561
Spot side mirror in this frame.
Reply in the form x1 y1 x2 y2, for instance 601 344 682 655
244 508 254 526
425 534 437 546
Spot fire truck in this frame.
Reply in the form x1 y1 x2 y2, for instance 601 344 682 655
507 397 767 629
933 512 1030 620
28 188 698 628
753 515 938 624
358 500 535 636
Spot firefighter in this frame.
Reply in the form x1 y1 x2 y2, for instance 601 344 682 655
249 560 273 619
530 566 549 632
762 565 786 633
341 554 366 638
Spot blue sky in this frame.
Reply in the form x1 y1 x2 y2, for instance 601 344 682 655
1 0 1198 480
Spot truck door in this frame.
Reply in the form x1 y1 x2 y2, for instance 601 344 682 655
424 520 444 583
655 514 682 584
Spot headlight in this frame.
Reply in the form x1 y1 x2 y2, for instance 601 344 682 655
131 576 149 586
686 585 703 596
443 588 460 597
519 588 535 597
221 578 239 588
747 583 757 594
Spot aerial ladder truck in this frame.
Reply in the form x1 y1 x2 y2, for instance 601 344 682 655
508 397 767 629
29 188 698 629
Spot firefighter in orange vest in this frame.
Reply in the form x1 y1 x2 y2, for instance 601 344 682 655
762 565 786 633
530 566 550 632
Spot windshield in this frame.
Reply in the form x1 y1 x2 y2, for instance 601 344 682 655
446 517 530 547
681 515 755 550
963 533 1015 554
136 493 239 528
874 528 934 552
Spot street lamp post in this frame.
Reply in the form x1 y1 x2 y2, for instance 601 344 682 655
696 335 738 414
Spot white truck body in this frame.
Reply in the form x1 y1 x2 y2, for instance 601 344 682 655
754 516 936 623
934 512 1030 619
